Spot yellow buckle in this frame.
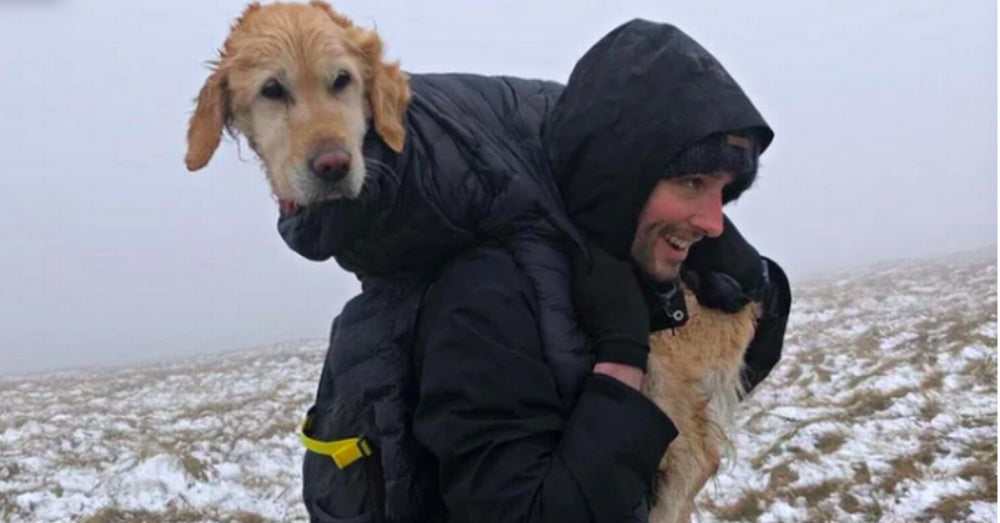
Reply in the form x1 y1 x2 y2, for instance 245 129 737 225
300 417 373 469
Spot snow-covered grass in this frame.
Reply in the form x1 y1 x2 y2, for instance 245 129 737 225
0 250 995 522
697 251 997 522
0 341 324 522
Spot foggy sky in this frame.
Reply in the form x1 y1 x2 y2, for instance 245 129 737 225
0 0 995 375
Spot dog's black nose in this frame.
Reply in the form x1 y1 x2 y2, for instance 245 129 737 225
309 147 351 183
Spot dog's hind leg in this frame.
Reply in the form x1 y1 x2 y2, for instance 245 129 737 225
650 432 720 523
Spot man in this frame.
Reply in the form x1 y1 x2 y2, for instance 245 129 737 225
281 17 789 523
410 18 790 522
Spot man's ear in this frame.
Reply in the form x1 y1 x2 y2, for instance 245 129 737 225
185 65 230 171
350 28 411 153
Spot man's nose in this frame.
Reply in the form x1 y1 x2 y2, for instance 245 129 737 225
691 193 725 238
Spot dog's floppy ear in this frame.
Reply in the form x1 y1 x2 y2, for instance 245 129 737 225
351 29 411 153
185 3 262 171
185 65 230 171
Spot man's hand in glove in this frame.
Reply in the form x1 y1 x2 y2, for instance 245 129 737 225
683 214 792 394
682 214 767 313
572 239 651 390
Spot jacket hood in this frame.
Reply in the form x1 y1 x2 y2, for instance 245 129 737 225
544 19 774 259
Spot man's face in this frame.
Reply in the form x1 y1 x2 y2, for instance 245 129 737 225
630 171 735 282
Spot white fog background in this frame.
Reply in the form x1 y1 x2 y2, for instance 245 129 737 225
0 0 995 374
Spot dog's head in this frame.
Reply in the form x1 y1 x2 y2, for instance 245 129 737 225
185 1 410 205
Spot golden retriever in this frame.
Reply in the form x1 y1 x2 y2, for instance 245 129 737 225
184 3 760 522
645 293 759 523
185 1 409 210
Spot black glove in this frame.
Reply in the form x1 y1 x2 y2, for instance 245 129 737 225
682 214 766 313
682 215 793 394
572 239 650 372
741 256 792 394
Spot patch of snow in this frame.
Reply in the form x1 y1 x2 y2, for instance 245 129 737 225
759 500 809 522
969 501 999 522
891 477 978 517
867 368 923 394
2 255 995 521
975 322 997 340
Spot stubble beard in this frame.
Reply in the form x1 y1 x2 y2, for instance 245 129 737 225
631 225 683 283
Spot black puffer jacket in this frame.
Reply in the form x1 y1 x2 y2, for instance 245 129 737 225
279 73 592 522
408 19 790 523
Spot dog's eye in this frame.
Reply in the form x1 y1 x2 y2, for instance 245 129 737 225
331 70 351 92
260 79 287 100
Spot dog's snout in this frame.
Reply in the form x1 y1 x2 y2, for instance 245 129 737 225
309 146 351 183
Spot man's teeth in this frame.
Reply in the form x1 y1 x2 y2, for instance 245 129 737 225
665 235 693 250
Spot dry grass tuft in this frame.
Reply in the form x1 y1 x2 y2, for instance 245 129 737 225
919 394 943 421
883 456 921 494
82 507 272 523
927 493 978 522
851 462 872 484
767 461 799 490
814 432 847 454
230 512 269 523
707 490 766 521
957 447 998 498
919 370 946 391
180 452 210 482
961 357 997 389
82 507 204 523
786 479 847 503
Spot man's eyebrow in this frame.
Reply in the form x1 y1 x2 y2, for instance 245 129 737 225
671 171 735 181
727 134 751 149
704 171 738 184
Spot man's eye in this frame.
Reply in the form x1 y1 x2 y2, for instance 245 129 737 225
260 79 287 100
683 176 704 190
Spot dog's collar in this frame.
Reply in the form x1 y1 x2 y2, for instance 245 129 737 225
642 276 689 331
279 200 301 215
